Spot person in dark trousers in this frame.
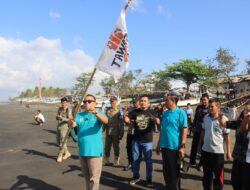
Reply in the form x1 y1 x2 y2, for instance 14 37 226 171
231 103 250 190
154 103 163 132
156 93 188 190
124 98 140 171
198 99 231 190
189 93 209 171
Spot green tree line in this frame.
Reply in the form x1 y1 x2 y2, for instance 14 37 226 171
17 47 250 99
18 86 67 98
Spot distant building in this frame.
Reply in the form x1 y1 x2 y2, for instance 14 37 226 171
217 74 250 97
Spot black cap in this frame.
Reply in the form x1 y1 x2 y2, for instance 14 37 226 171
61 97 68 102
132 97 139 103
110 96 118 101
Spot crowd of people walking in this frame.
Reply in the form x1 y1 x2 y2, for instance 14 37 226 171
48 93 250 190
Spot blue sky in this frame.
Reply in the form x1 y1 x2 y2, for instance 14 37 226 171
0 0 249 101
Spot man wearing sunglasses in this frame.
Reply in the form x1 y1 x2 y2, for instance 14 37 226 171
103 96 124 166
69 94 108 190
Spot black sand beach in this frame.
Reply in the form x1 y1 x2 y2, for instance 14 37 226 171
0 102 233 190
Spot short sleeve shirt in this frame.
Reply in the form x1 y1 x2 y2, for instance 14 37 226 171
160 107 188 150
76 111 106 157
38 113 45 122
202 114 230 154
129 108 157 142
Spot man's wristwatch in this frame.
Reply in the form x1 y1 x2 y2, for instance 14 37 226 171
180 144 185 148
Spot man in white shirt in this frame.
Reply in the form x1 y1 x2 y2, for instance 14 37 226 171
198 99 231 190
34 110 45 125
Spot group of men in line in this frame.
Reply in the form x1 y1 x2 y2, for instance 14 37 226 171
53 93 250 190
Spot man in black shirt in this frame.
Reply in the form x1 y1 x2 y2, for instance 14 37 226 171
189 93 209 169
125 95 160 187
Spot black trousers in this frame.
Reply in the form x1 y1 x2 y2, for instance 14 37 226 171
126 134 133 165
202 151 224 190
190 130 203 165
231 160 250 190
161 148 180 190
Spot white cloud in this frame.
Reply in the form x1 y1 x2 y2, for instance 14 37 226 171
0 36 108 100
157 5 171 18
49 10 61 20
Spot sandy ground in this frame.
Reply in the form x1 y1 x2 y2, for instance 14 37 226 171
0 102 234 190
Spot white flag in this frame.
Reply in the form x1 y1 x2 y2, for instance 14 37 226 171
95 9 129 80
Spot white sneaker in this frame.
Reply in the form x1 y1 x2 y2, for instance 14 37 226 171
62 152 71 160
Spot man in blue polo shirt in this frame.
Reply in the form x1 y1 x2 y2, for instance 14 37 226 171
157 93 188 190
70 94 108 190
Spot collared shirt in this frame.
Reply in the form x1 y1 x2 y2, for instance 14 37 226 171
76 111 106 157
160 107 188 150
202 114 230 154
106 107 122 136
57 107 72 127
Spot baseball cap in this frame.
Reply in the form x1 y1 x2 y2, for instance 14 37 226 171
132 97 139 103
110 96 118 101
61 97 68 102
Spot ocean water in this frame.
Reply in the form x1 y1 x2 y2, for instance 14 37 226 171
0 102 9 105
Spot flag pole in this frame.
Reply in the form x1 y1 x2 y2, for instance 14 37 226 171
60 68 96 150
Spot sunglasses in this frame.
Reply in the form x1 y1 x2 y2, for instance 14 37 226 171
83 100 95 104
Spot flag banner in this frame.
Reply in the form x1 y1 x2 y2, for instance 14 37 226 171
95 9 129 80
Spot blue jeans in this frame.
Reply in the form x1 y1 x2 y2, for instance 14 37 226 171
132 140 153 179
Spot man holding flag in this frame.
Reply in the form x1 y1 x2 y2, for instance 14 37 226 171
66 1 132 189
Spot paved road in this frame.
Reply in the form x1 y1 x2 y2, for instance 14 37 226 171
0 103 234 190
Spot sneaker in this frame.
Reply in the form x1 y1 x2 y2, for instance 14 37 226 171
146 178 153 187
62 152 71 160
129 178 140 185
123 164 132 171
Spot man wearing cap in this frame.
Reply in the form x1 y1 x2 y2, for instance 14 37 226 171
103 96 124 166
56 97 73 163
